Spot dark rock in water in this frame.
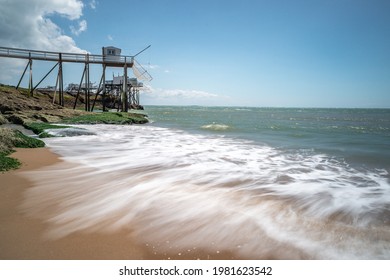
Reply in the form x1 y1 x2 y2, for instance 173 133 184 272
130 104 144 110
45 127 96 137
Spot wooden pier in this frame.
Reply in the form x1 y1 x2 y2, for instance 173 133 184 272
0 46 152 112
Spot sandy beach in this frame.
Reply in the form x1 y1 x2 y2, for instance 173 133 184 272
0 147 235 260
0 148 142 259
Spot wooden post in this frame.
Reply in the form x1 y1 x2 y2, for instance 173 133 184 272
136 88 140 105
102 64 106 111
73 64 86 109
33 62 59 91
91 68 105 111
131 87 136 105
85 54 90 111
16 60 30 90
122 60 128 112
53 70 59 104
28 54 33 97
58 53 64 106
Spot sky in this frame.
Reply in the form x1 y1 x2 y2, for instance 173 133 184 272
0 0 389 108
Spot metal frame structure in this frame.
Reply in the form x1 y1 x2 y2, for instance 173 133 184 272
0 46 152 111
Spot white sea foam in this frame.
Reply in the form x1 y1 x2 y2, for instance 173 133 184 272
21 124 390 259
201 123 231 131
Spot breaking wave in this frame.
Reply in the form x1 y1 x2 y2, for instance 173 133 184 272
201 123 231 131
21 124 390 259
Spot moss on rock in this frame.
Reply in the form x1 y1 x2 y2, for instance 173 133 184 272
0 127 45 171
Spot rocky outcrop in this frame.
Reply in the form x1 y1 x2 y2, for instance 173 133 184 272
0 85 90 125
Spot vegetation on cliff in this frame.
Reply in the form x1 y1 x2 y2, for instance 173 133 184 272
0 84 148 125
0 84 149 171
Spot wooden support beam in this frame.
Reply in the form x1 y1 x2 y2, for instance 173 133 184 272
28 56 33 97
85 54 90 111
33 62 59 91
58 53 64 106
73 64 86 109
16 60 30 90
53 69 59 104
91 68 105 111
122 61 128 112
102 64 106 111
1 46 150 109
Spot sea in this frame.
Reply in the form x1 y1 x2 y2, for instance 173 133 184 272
22 106 390 259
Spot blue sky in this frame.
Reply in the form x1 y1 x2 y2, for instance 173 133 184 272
0 0 389 107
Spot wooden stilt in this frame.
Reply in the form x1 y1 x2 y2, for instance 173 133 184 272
91 69 105 111
85 54 90 111
53 70 59 104
123 61 128 112
58 53 64 106
28 57 33 97
73 64 86 109
16 60 30 90
102 64 106 111
33 62 59 91
0 46 152 108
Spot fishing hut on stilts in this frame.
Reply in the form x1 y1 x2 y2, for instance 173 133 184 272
0 45 152 112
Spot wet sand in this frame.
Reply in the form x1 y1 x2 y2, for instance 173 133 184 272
0 148 235 260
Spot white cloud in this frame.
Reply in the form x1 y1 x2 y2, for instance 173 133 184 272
141 64 159 70
107 34 114 41
0 58 25 82
70 19 87 36
89 0 97 9
141 64 171 73
0 0 86 84
147 64 160 70
167 89 218 99
141 85 233 106
0 0 85 52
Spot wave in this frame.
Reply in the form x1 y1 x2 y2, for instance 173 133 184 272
45 127 96 137
201 123 231 131
20 124 390 259
235 108 252 111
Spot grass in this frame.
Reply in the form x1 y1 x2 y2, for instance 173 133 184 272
0 152 20 171
0 84 30 96
0 85 149 172
19 112 148 139
11 130 45 148
62 112 148 124
0 128 45 172
21 112 148 138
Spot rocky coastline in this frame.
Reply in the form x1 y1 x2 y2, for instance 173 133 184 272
0 84 148 171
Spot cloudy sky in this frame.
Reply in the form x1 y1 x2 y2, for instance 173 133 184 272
0 0 389 107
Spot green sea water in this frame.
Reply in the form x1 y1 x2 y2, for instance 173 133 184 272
145 106 390 171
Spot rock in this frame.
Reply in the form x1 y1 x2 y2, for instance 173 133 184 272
0 85 148 126
5 114 28 125
0 114 8 125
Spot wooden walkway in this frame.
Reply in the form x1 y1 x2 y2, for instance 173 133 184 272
0 46 152 112
0 46 132 66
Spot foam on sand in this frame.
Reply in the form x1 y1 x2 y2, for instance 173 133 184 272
21 124 390 259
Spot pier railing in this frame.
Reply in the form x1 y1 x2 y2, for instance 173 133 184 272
0 46 134 66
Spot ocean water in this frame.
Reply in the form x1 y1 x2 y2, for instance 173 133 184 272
22 107 390 259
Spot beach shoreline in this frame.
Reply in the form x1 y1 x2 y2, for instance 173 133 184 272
0 147 236 260
0 148 151 259
2 108 389 259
